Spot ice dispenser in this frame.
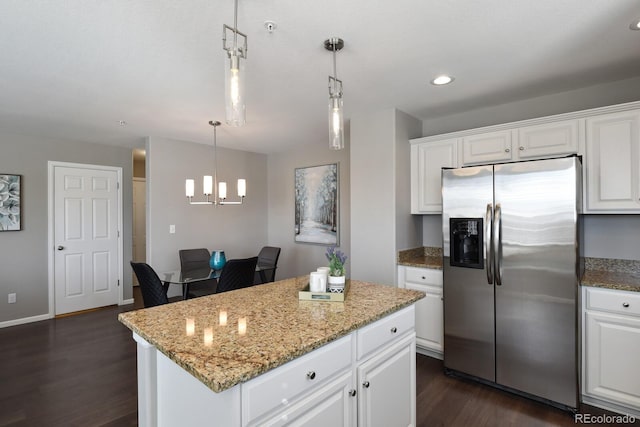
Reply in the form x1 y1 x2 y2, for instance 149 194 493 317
450 218 484 269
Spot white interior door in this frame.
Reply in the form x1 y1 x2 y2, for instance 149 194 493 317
54 165 120 315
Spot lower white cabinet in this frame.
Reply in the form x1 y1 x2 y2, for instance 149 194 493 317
398 265 444 358
582 287 640 416
357 334 416 427
243 305 417 426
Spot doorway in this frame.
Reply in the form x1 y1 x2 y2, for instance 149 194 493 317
48 162 123 316
132 149 146 289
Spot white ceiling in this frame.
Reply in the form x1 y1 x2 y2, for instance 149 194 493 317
1 0 640 154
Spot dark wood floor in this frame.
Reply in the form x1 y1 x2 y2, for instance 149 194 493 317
1 294 636 426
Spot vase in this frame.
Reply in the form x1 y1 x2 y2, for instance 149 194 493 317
210 250 226 270
328 275 346 293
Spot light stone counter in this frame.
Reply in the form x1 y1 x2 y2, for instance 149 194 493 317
118 276 424 393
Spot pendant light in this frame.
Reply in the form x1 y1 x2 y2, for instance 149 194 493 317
325 37 344 150
185 121 246 205
222 0 247 127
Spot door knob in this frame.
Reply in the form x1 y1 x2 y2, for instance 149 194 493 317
306 371 316 380
348 389 357 397
57 246 64 250
623 302 630 308
362 381 370 388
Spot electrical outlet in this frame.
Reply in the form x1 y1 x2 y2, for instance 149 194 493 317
8 293 16 304
169 224 176 234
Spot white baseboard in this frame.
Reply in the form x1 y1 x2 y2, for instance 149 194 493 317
121 298 134 305
0 313 52 328
416 346 444 360
581 395 640 418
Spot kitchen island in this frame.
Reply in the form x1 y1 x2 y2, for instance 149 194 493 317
118 276 424 427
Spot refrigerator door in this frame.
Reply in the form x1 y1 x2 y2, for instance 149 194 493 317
442 165 495 381
494 157 579 408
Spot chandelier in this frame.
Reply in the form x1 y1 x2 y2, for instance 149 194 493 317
185 121 246 205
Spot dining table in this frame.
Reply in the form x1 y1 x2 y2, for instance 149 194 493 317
160 264 275 300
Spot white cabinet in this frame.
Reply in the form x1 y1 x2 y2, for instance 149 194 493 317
399 266 444 359
259 371 355 427
410 138 458 214
585 110 640 213
582 287 640 416
517 119 580 160
462 130 513 165
242 334 353 426
357 332 416 427
243 306 417 427
461 120 580 166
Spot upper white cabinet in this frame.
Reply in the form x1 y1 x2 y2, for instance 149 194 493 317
517 119 580 160
461 120 580 166
462 130 513 165
410 138 458 214
585 110 640 213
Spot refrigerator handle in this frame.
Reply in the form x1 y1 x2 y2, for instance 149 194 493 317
494 203 503 286
485 203 493 285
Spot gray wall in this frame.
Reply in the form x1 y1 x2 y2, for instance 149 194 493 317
420 77 640 260
146 136 267 296
0 132 133 323
350 108 422 285
266 136 350 281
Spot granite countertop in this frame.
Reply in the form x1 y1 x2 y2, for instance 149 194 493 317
397 248 640 293
118 276 424 393
582 258 640 293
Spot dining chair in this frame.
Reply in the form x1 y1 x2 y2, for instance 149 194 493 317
254 246 281 284
179 248 217 298
130 261 169 308
216 256 259 294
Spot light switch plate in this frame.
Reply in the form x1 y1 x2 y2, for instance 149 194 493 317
8 293 16 304
169 224 176 234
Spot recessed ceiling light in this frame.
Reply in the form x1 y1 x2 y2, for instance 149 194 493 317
630 18 640 30
430 75 454 85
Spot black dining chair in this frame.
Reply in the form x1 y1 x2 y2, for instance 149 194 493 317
216 256 259 294
179 248 217 298
130 261 169 308
253 246 281 284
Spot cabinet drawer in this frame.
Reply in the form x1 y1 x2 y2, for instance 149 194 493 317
405 267 443 287
585 287 640 317
357 305 415 361
242 334 353 426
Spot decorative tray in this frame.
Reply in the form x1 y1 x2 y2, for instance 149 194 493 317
298 280 350 302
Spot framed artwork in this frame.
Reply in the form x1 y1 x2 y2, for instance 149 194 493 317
0 174 21 231
294 163 338 245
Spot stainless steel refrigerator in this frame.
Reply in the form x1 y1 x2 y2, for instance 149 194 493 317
442 156 582 410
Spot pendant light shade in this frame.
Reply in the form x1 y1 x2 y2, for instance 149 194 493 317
223 0 247 127
325 37 345 150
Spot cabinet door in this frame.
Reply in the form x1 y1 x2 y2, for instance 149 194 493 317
585 110 640 212
584 311 640 410
462 130 513 165
406 282 443 356
357 334 416 427
258 371 355 427
411 139 458 214
516 119 580 160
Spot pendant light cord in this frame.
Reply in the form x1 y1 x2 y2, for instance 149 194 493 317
233 0 239 49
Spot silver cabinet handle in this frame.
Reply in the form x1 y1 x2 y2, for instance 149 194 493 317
485 204 493 285
390 327 397 333
623 302 630 308
348 389 357 397
505 148 510 153
57 246 64 250
519 146 524 151
306 371 316 380
362 381 370 388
